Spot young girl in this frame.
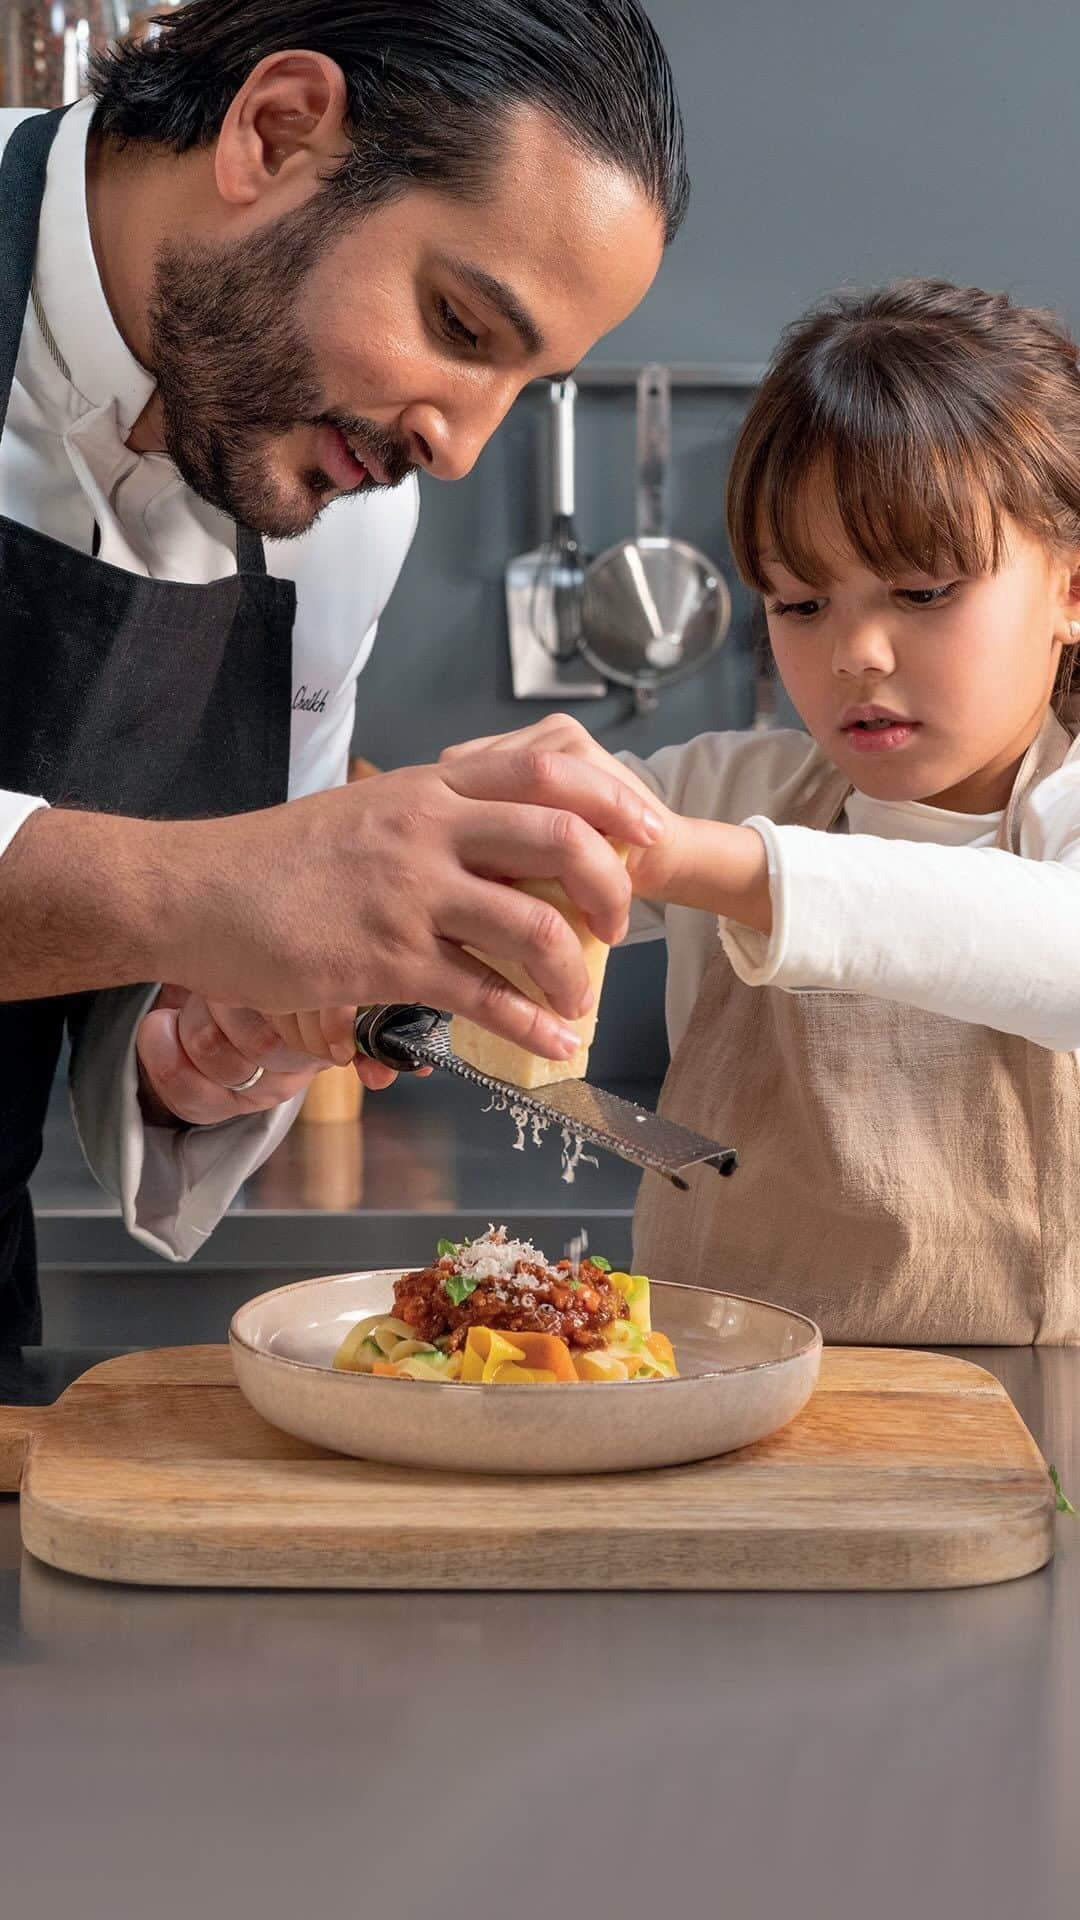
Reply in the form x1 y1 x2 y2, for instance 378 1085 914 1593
475 278 1080 1345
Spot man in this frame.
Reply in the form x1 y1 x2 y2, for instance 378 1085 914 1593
0 0 688 1341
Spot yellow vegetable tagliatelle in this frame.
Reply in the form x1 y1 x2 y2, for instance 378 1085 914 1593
574 1350 630 1382
460 1328 553 1385
331 1312 464 1381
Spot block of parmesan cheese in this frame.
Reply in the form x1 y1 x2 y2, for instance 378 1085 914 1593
450 851 629 1089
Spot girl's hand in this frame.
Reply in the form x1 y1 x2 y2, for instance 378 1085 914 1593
441 716 773 934
439 713 686 903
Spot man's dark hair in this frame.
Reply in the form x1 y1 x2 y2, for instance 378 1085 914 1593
90 0 689 242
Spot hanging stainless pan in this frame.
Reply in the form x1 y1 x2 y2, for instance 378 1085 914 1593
581 364 731 711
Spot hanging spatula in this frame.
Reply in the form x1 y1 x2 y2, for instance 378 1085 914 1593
354 1005 737 1190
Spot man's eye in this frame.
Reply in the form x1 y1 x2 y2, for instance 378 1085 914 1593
895 583 959 607
768 598 824 619
437 297 480 350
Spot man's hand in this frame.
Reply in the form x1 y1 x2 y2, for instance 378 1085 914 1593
153 736 665 1063
136 991 424 1127
1 721 666 1065
135 989 349 1128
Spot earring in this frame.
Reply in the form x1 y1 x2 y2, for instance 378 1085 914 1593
1071 621 1080 642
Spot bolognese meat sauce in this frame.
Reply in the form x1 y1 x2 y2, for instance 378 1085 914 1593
393 1227 626 1352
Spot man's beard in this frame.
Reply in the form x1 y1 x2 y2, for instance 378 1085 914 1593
146 200 416 540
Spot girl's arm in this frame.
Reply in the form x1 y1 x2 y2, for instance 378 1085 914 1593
633 815 774 933
437 713 820 946
649 798 1080 1055
441 715 1080 1055
621 733 1080 1056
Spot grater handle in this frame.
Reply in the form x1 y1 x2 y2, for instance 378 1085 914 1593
354 1004 442 1070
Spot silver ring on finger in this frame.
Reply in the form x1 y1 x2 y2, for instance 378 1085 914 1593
227 1065 265 1094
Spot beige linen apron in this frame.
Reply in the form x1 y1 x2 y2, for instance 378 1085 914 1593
633 711 1080 1345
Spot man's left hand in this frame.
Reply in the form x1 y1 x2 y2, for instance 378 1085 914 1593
135 987 396 1128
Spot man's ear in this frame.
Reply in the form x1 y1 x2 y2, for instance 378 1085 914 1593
213 51 349 213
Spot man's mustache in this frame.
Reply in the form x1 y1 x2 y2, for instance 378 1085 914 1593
319 411 416 488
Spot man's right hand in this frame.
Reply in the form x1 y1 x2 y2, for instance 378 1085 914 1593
1 732 662 1065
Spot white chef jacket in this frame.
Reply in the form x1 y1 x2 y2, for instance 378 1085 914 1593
0 99 420 1260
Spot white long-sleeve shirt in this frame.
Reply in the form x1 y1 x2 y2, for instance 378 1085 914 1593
622 724 1080 1056
0 100 419 1260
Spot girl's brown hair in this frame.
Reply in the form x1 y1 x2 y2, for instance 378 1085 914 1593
726 278 1080 707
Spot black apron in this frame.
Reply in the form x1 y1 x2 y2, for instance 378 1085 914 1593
0 109 296 1345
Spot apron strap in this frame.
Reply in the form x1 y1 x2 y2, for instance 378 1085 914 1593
788 760 852 834
236 523 268 575
998 708 1074 852
0 109 66 436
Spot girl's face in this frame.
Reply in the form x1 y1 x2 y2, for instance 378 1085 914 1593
762 495 1080 812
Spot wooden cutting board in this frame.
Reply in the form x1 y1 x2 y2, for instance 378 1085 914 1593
0 1346 1055 1590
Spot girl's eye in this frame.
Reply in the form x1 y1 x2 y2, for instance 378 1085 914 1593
436 296 480 350
895 583 960 607
768 598 825 619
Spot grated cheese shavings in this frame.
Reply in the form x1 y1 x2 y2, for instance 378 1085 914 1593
560 1131 599 1184
480 1095 594 1185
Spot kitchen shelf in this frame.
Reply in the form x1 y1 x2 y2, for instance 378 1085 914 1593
541 361 766 391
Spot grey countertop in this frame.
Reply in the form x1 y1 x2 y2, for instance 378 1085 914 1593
1 1342 1077 1920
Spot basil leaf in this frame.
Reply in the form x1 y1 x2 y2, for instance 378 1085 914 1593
437 1238 458 1259
1050 1465 1076 1515
444 1274 480 1306
590 1256 612 1272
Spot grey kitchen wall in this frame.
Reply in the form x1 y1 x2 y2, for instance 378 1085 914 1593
356 0 1079 1081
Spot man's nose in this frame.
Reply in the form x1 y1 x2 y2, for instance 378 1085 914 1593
831 616 896 679
399 382 521 482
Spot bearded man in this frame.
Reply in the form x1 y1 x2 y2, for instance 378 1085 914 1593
0 0 687 1341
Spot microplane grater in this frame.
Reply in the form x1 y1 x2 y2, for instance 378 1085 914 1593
354 1005 738 1189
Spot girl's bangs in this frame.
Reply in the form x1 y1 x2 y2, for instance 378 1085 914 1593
737 421 1010 594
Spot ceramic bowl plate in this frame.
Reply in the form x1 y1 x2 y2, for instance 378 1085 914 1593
230 1271 821 1475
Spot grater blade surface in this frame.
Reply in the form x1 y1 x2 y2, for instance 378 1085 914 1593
401 1017 736 1189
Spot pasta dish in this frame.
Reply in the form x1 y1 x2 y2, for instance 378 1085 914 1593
332 1226 677 1384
